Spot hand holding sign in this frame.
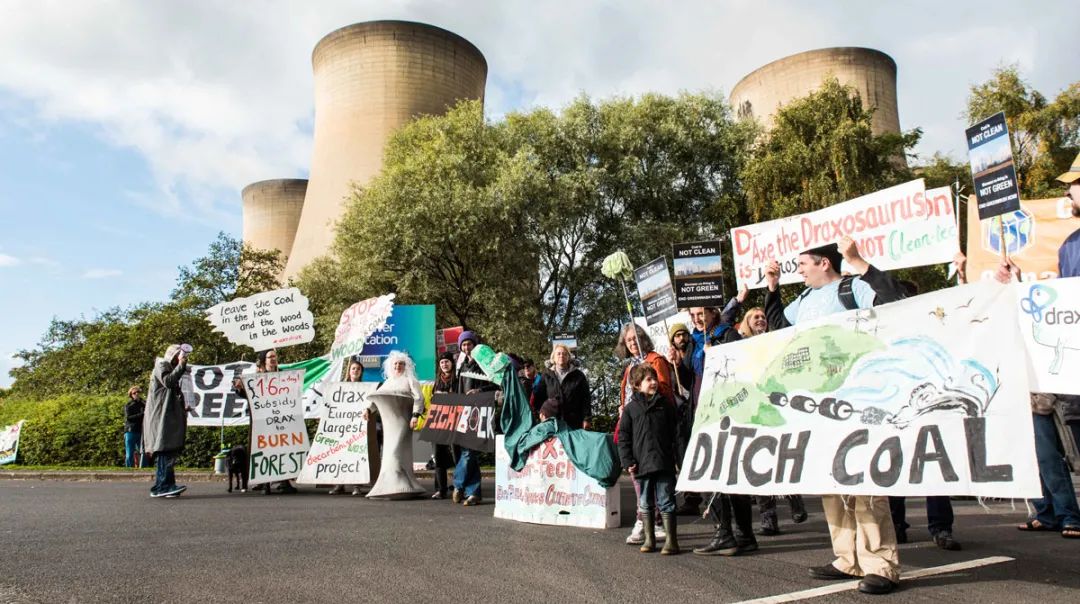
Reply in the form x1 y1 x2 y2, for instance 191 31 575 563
204 287 315 352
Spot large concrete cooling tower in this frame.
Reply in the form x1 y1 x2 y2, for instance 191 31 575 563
730 47 900 136
284 20 488 278
241 179 307 261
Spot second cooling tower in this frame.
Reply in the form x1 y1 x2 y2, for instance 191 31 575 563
730 47 901 136
284 20 488 278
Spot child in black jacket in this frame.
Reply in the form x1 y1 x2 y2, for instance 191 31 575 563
617 363 680 554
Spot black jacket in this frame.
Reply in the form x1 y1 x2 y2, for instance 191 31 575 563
533 367 592 429
617 391 678 477
765 264 907 331
456 356 498 394
124 399 145 433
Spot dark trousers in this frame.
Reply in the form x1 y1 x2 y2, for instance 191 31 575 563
707 493 755 540
888 495 954 535
433 444 455 495
152 452 177 495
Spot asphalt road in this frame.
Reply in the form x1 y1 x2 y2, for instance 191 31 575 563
1 479 1079 603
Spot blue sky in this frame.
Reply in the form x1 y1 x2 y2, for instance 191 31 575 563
0 0 1073 387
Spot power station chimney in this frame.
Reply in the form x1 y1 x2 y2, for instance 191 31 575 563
241 178 307 266
284 20 488 279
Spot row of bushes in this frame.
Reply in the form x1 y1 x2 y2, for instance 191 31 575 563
0 395 620 468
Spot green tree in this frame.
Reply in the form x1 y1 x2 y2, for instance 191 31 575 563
965 65 1080 198
741 78 921 221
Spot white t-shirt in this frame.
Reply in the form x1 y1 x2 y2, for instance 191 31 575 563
783 277 877 325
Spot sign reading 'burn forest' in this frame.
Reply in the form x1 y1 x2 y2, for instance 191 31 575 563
419 392 498 453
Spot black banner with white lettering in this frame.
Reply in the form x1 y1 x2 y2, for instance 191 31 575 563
419 392 498 452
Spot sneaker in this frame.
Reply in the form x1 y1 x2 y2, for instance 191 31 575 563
452 489 463 504
808 564 859 581
328 485 346 495
158 485 187 498
350 487 362 496
655 522 667 540
463 495 481 506
933 531 962 551
626 519 645 544
150 491 162 498
431 492 446 500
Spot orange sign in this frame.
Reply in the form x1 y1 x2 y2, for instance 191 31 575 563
966 196 1079 282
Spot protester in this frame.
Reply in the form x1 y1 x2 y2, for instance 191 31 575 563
453 330 492 506
430 351 457 500
614 323 672 545
380 350 425 428
532 344 592 430
143 344 190 498
665 323 695 408
731 306 812 536
764 236 906 595
1008 156 1080 539
123 386 145 468
329 357 367 496
617 363 680 555
234 349 299 495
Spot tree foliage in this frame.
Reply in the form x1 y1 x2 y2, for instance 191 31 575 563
7 234 284 399
741 78 921 221
965 65 1080 198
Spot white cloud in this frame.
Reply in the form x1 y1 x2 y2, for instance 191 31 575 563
82 268 123 279
0 0 1072 222
0 352 22 389
0 253 20 267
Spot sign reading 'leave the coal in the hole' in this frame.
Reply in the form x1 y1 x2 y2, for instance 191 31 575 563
205 287 315 351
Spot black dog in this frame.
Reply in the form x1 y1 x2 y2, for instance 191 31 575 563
226 445 249 493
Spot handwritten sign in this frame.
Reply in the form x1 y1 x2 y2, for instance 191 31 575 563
297 382 378 485
204 287 315 351
247 370 308 486
181 362 255 426
494 435 621 529
731 180 958 290
330 294 395 363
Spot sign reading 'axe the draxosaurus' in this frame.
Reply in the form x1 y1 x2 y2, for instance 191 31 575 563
677 280 1040 498
419 392 498 453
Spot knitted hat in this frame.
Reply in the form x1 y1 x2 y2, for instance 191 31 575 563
457 330 478 347
539 398 561 419
667 322 690 342
438 351 455 363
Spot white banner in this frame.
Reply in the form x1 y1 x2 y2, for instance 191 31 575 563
494 435 621 529
296 382 378 485
731 180 958 290
0 420 25 465
330 294 395 363
247 370 309 486
1017 276 1080 394
204 287 315 351
677 281 1040 498
635 311 691 360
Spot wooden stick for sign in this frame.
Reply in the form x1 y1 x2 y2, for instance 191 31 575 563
999 217 1008 261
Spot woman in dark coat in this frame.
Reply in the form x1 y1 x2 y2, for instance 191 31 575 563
532 344 592 430
430 351 457 499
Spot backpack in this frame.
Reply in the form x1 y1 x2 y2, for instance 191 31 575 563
797 275 859 311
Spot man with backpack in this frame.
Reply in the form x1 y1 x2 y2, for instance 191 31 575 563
764 236 906 595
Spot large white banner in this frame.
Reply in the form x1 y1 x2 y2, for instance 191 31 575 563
494 436 621 529
731 180 958 290
677 281 1040 498
247 370 309 486
1017 276 1080 394
204 287 315 351
296 382 378 485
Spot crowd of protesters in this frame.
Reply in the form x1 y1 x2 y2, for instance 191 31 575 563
131 154 1080 596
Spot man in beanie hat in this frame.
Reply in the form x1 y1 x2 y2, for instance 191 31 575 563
763 236 906 595
452 329 492 506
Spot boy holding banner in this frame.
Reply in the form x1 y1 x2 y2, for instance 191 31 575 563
764 236 906 595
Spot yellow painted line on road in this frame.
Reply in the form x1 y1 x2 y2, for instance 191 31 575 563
731 556 1015 603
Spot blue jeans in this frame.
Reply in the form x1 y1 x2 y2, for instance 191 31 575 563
453 447 481 498
124 432 142 468
637 471 676 514
1031 413 1080 528
152 452 178 495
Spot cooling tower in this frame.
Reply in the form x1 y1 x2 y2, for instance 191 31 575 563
284 20 488 278
730 47 900 136
241 179 307 263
